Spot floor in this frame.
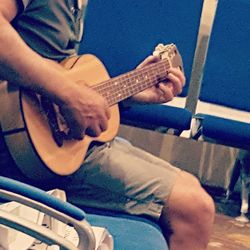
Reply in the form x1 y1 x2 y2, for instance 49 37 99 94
207 189 250 250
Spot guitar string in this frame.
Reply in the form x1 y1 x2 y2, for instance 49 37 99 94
92 59 170 106
105 62 169 105
107 62 170 105
92 58 169 95
104 68 158 105
91 44 176 98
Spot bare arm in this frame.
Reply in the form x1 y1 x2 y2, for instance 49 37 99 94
0 1 71 104
0 1 110 139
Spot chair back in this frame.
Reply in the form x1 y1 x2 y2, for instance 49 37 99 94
199 0 250 111
79 0 204 97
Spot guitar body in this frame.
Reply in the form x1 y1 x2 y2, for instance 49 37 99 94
0 55 120 178
0 43 182 178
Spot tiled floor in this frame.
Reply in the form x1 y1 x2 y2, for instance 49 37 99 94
208 190 250 250
208 213 250 250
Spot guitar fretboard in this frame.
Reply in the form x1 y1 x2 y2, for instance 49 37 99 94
92 58 170 106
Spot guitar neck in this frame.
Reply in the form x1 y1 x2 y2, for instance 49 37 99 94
92 58 170 106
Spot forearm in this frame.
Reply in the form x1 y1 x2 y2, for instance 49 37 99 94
0 14 74 105
0 1 110 139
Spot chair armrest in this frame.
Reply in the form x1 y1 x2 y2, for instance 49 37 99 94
0 177 96 250
121 104 192 133
0 209 78 250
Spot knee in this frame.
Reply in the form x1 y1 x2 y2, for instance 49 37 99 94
167 172 215 227
187 187 215 226
161 173 215 248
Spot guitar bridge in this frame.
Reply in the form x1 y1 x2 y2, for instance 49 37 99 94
40 97 66 147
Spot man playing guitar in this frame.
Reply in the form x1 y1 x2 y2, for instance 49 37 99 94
0 1 214 249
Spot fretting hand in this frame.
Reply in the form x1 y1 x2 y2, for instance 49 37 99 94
129 55 185 104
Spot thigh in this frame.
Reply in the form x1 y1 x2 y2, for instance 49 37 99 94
63 137 181 219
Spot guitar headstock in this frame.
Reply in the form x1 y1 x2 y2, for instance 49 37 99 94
153 43 184 72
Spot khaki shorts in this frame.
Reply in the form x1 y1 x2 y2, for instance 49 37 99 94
62 137 181 220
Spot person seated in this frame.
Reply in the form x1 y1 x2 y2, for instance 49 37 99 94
0 1 215 249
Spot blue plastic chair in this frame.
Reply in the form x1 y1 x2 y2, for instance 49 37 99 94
192 0 250 147
0 176 168 249
191 0 250 219
79 0 205 134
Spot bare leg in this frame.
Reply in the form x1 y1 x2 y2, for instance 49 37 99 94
159 171 215 250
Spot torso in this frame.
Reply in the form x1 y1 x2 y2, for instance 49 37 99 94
12 0 87 61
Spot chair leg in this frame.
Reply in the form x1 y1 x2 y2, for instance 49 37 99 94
226 158 241 199
240 175 249 215
235 157 250 222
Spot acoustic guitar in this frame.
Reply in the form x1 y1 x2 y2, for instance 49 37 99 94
0 44 183 178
